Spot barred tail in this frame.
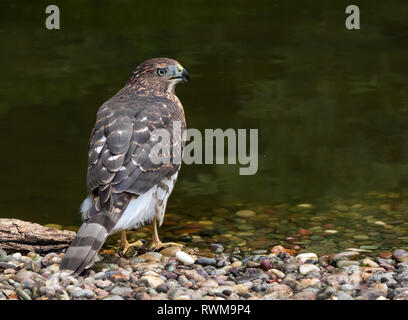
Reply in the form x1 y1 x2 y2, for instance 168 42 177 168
60 212 116 276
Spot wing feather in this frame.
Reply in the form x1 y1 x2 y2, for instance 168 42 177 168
86 96 185 213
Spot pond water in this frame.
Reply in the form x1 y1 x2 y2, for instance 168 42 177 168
1 1 408 255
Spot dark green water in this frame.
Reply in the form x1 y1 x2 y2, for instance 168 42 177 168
1 1 408 254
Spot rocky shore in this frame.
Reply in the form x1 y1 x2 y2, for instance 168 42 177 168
1 244 408 300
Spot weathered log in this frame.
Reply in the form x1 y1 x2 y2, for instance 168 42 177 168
0 218 75 253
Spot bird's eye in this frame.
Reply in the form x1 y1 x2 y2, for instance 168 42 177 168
157 68 167 77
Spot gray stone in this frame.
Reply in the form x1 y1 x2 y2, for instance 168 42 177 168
0 262 19 270
95 279 112 289
393 249 408 262
209 244 224 253
71 287 95 299
335 290 354 300
110 286 133 296
196 257 216 267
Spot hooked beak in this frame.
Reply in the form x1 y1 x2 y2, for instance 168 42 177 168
181 68 189 82
170 65 189 83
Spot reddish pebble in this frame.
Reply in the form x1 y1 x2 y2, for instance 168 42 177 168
271 245 297 255
324 224 335 229
379 251 392 259
260 259 272 271
299 228 312 235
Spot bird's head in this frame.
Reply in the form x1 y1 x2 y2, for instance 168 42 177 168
127 58 189 95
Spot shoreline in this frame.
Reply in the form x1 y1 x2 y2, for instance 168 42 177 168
1 244 408 300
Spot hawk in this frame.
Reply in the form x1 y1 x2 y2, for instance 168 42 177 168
60 58 189 275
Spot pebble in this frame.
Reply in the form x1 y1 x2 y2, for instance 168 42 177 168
353 235 370 241
209 244 224 253
393 249 408 262
95 279 112 289
140 275 164 288
330 251 360 264
2 222 408 301
71 287 95 299
196 257 216 267
110 286 133 297
296 253 318 264
361 258 379 268
175 251 195 265
15 287 31 300
270 269 285 279
138 252 162 262
0 262 19 270
260 259 272 271
264 283 293 299
235 210 256 217
299 264 320 275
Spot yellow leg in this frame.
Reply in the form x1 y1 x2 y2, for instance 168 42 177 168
150 218 184 251
120 230 144 255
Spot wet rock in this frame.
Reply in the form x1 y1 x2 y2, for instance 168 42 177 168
209 244 224 253
375 258 395 271
196 257 216 267
95 279 112 289
246 261 260 268
264 283 293 299
291 291 316 300
296 253 318 264
167 288 186 300
337 261 360 268
16 287 31 300
281 273 298 289
235 210 256 217
329 251 360 265
299 264 320 275
179 234 192 242
176 251 195 265
0 262 19 270
361 258 379 268
269 269 285 279
138 252 162 262
180 269 206 282
317 286 337 300
335 291 354 300
71 287 95 299
110 286 133 297
260 259 272 271
156 283 169 293
140 275 164 288
379 251 392 259
393 249 408 263
160 246 180 257
41 252 60 267
296 278 320 291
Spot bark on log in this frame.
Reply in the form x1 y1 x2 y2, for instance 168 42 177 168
0 219 76 253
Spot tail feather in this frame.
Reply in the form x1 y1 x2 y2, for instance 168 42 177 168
60 221 108 275
60 193 132 276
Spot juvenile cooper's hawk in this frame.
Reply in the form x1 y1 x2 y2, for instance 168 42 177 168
60 58 189 275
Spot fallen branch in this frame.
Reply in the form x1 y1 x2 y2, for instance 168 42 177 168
0 218 75 253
